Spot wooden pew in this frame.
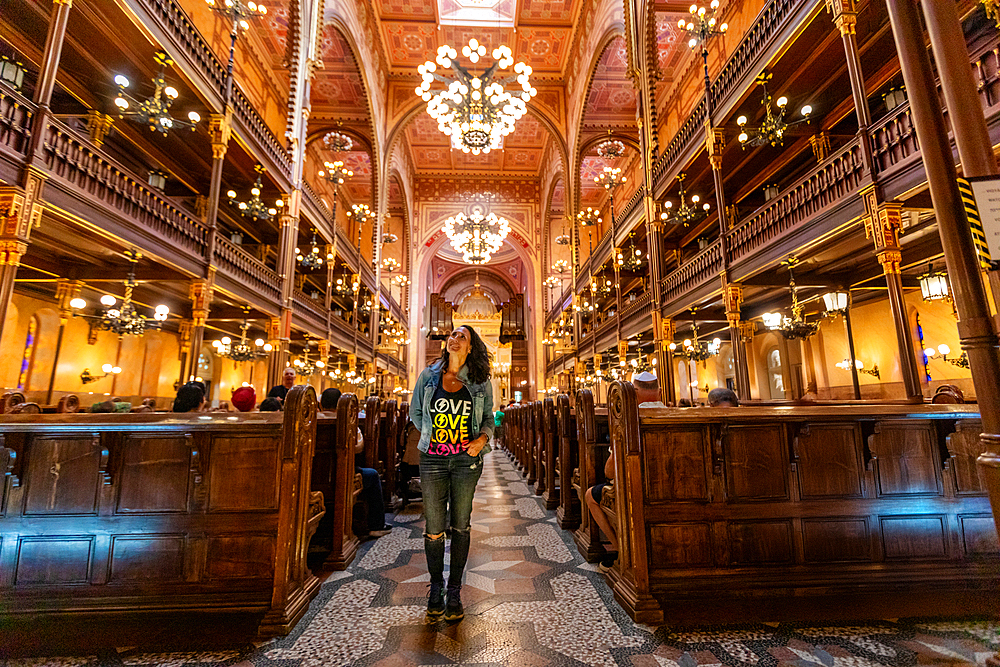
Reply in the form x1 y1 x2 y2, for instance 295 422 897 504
0 385 323 637
572 389 611 562
555 394 581 529
525 403 537 486
540 397 559 510
362 395 382 472
313 392 361 570
533 401 546 496
378 398 399 507
604 381 997 625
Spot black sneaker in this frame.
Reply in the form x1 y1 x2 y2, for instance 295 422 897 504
427 581 445 618
598 552 618 573
444 583 464 621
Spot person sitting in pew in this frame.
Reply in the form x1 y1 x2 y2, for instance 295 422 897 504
259 397 283 412
268 367 297 401
231 386 256 413
707 387 740 407
320 388 391 540
634 371 666 407
173 383 206 413
586 445 619 573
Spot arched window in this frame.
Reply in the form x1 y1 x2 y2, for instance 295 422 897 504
766 347 785 399
17 316 38 391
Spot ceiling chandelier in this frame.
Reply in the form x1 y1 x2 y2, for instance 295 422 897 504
737 72 813 148
544 275 561 289
591 275 613 298
323 130 353 152
296 229 331 270
617 232 644 271
596 139 626 160
762 259 819 340
381 257 400 273
577 207 602 227
212 307 272 361
113 51 201 135
334 272 358 296
292 342 325 377
551 259 571 275
347 203 373 226
442 206 511 265
382 232 399 244
228 166 283 222
669 322 721 362
318 160 352 185
918 263 951 302
416 39 536 155
661 173 710 227
70 249 169 337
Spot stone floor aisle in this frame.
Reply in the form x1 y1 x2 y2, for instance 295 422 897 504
6 449 1000 667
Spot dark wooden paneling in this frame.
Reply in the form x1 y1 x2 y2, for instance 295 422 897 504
728 521 793 564
881 516 948 559
725 426 789 501
946 420 987 496
110 535 184 582
208 437 278 511
802 518 871 562
649 523 713 567
796 423 863 499
23 436 103 515
960 515 999 556
118 436 191 513
206 535 275 579
16 537 92 585
643 428 709 502
869 422 941 496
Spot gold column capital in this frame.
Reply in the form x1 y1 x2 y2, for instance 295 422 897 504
809 132 831 163
825 0 858 34
724 280 743 325
862 185 904 253
209 109 233 160
86 111 114 147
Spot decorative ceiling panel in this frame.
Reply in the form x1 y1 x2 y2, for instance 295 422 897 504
512 27 572 71
381 21 439 68
501 148 543 171
594 35 629 76
452 150 505 171
656 12 686 75
437 0 516 26
261 2 289 56
311 71 369 115
517 0 579 25
583 81 638 124
503 115 546 147
406 113 450 146
376 0 437 20
319 24 357 69
410 146 455 170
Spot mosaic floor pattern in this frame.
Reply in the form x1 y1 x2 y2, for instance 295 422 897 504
7 450 999 667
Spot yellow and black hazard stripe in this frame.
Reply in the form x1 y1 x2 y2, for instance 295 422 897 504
957 177 993 269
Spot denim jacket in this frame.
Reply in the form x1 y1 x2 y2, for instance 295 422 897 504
410 359 494 455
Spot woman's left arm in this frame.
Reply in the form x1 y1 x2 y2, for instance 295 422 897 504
466 380 495 456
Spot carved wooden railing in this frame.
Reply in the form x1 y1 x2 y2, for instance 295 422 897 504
652 0 816 188
42 119 208 257
292 287 328 335
870 104 920 177
0 85 33 160
132 0 292 183
620 290 652 328
596 314 617 341
660 241 722 307
359 261 376 293
214 235 281 303
725 140 866 266
335 226 361 270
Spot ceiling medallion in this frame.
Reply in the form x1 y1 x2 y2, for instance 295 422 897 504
596 140 625 160
443 205 511 265
416 39 536 155
323 131 353 152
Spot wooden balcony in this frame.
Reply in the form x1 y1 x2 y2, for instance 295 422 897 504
292 288 328 335
213 235 281 310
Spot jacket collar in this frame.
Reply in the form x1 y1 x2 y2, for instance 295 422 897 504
429 358 472 385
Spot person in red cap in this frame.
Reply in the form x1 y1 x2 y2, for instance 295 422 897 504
231 386 256 412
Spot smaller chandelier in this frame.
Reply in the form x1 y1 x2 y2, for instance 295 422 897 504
334 273 358 296
206 0 267 31
113 51 201 135
577 207 602 227
669 325 721 363
213 308 272 362
292 344 325 377
737 72 812 148
822 291 849 317
661 173 710 227
381 257 400 273
551 259 571 274
442 207 510 265
680 0 728 50
347 203 373 225
762 260 819 340
417 40 536 154
595 166 626 191
591 276 613 298
323 131 353 152
554 233 571 245
918 263 950 302
296 230 331 270
382 232 399 244
596 140 625 160
228 166 284 222
618 233 644 271
318 160 352 185
80 364 122 385
70 249 169 337
544 275 561 289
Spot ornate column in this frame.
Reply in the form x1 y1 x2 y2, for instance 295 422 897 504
723 280 751 399
826 0 869 127
275 199 299 375
324 241 335 343
266 315 283 388
176 320 193 386
0 184 43 343
203 111 233 271
185 274 215 381
655 315 677 404
45 279 83 403
887 0 1000 546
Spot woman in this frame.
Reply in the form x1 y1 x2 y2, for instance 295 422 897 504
410 325 494 622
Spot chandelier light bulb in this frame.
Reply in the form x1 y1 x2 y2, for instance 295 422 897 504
221 336 231 345
801 105 813 116
164 86 178 99
776 96 788 108
263 343 273 351
188 111 201 123
102 363 113 373
70 298 86 309
115 75 130 88
101 295 117 307
938 343 951 356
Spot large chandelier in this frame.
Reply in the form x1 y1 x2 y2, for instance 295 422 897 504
737 72 812 148
618 232 644 271
296 229 331 270
416 40 536 155
442 207 511 264
292 343 325 377
323 131 353 153
70 249 169 337
577 207 602 227
762 259 819 340
212 307 272 361
670 323 721 362
113 51 201 135
596 140 625 159
661 173 710 227
228 166 283 222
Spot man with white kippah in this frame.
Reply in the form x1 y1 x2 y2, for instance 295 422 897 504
633 370 667 408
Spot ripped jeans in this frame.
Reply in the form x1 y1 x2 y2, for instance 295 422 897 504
420 450 483 586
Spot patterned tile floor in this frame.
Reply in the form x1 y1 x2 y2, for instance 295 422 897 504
6 450 999 667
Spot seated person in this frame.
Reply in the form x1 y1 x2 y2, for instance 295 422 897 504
633 370 665 407
268 367 296 401
259 397 283 412
707 387 740 407
586 445 619 573
173 383 206 413
231 386 256 413
320 387 391 539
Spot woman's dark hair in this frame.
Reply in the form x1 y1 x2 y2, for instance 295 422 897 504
259 397 283 412
320 387 342 410
438 324 492 384
173 384 205 412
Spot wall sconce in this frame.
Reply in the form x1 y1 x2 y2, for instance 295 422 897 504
822 291 849 317
81 364 122 384
835 358 879 379
918 263 950 302
148 170 168 190
0 55 26 92
924 343 969 369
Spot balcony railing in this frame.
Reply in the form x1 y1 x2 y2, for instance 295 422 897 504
214 235 280 303
620 291 652 325
0 85 33 161
870 104 920 177
660 241 722 307
42 118 208 258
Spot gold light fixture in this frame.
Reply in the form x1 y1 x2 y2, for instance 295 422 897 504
113 51 201 135
736 72 812 148
70 249 169 337
80 364 122 385
918 263 950 302
661 173 710 227
227 166 284 222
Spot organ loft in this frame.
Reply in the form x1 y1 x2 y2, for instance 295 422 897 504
2 0 1000 662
